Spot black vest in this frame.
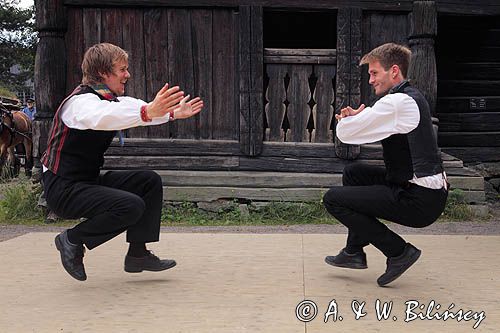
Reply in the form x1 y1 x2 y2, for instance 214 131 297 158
41 85 117 181
381 81 444 185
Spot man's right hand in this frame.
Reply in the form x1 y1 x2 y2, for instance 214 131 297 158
146 84 185 119
335 104 366 121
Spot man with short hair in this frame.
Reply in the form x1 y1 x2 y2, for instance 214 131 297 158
43 43 203 281
22 98 36 120
323 43 448 286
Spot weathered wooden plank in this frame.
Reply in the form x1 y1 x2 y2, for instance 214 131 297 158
335 8 363 159
442 147 500 163
264 55 337 65
311 65 335 143
163 186 485 203
264 48 337 64
164 186 328 202
438 97 500 113
360 12 409 104
447 176 484 191
239 6 264 155
239 156 370 173
64 0 415 11
438 63 500 81
106 139 241 156
213 9 238 140
265 48 337 57
82 8 101 49
436 2 500 16
191 9 213 140
65 7 84 94
265 64 287 141
154 170 484 190
122 8 148 138
286 65 312 142
443 166 481 177
103 156 240 170
438 80 500 97
101 8 123 45
248 5 264 155
439 132 500 147
168 9 197 139
144 8 170 138
408 1 437 116
157 170 342 188
438 112 500 132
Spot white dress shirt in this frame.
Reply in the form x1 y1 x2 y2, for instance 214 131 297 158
61 93 172 130
337 93 447 190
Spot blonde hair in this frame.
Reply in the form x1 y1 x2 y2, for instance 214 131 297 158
81 43 128 85
360 43 411 78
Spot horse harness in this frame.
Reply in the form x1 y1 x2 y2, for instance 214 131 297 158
0 103 32 146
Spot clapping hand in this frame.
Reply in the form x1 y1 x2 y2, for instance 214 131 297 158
335 104 366 121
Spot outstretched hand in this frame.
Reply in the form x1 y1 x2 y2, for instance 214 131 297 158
172 95 204 120
147 84 185 119
335 104 366 121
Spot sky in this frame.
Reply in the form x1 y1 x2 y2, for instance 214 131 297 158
18 0 34 9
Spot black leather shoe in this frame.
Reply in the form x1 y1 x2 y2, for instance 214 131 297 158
325 248 367 269
377 243 421 287
124 251 177 273
54 230 86 281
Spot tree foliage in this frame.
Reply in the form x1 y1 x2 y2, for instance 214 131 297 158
0 0 37 95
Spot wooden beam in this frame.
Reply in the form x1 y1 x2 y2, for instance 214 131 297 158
64 0 413 11
162 186 484 203
442 147 500 163
439 132 500 147
439 112 500 131
438 97 500 113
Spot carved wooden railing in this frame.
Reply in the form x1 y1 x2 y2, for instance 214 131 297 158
263 48 336 143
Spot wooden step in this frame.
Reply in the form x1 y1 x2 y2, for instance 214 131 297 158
442 147 500 163
163 186 484 204
150 170 486 204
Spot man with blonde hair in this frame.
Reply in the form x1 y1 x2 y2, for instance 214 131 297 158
323 43 448 286
43 43 203 281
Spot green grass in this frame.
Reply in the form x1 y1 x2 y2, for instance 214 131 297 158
439 189 475 221
0 180 484 226
161 200 335 226
0 178 44 223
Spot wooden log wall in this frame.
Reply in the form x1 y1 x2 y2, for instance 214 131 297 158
408 1 438 117
436 14 500 163
263 49 336 143
360 12 409 105
64 6 238 141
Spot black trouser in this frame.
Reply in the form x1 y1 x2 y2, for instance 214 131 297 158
323 164 448 258
43 170 163 250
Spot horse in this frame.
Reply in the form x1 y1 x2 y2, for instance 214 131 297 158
0 102 33 177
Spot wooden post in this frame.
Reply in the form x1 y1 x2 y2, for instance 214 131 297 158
33 0 67 179
408 1 438 125
335 8 362 160
239 6 263 156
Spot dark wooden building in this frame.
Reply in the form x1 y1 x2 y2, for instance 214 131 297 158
34 0 500 209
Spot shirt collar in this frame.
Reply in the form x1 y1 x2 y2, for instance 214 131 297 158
388 80 410 94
